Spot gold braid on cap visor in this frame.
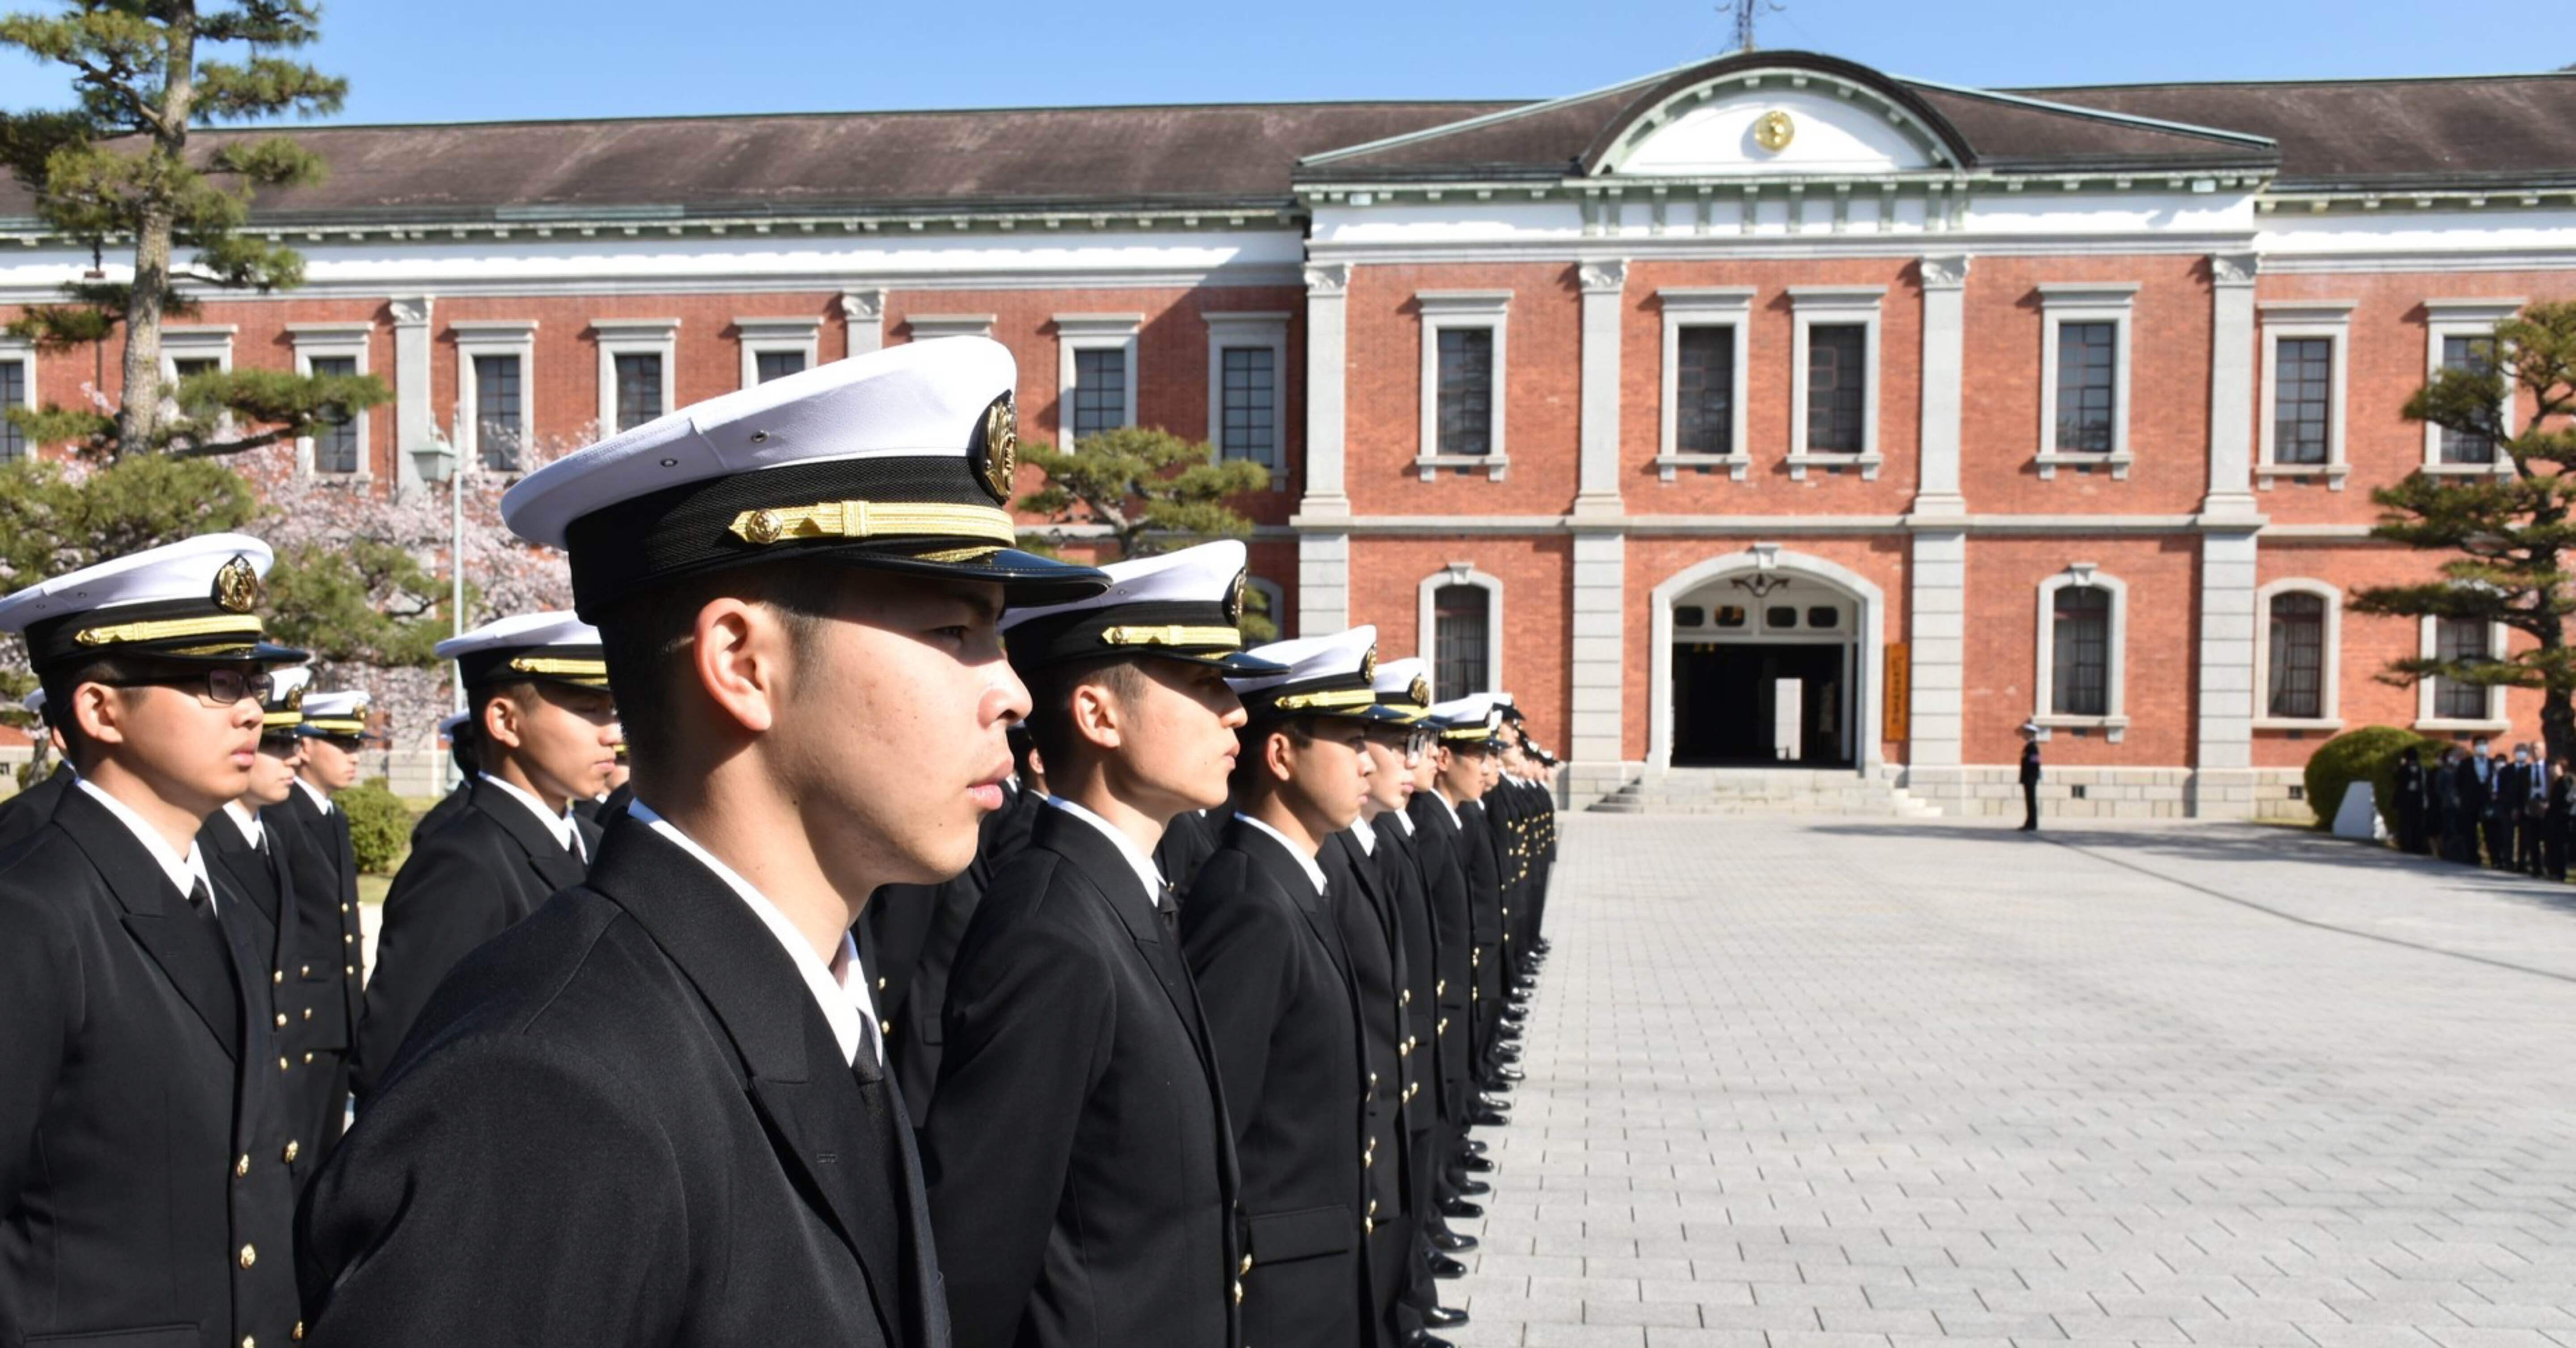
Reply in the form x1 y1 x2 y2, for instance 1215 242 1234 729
1100 624 1244 649
1268 686 1378 712
507 657 611 686
727 500 1018 547
72 613 265 648
301 718 368 736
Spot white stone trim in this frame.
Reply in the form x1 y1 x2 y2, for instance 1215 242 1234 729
287 321 374 478
1655 286 1754 482
839 288 886 355
1244 574 1287 640
2034 564 2129 742
1300 263 1352 517
2034 282 2136 481
159 324 236 377
1913 255 1970 513
1419 562 1506 699
2419 297 2524 474
2415 614 2510 731
2255 300 2354 489
736 315 821 389
593 318 679 434
1297 530 1350 635
1416 289 1510 480
1055 313 1142 445
453 319 538 470
0 332 38 460
1786 285 1883 480
1575 261 1627 511
1204 309 1291 487
1646 545 1885 774
2251 578 2343 730
903 313 996 341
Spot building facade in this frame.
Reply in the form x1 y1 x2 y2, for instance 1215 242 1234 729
6 51 2574 814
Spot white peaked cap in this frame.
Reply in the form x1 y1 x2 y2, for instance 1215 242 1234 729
1227 625 1377 698
268 665 316 702
0 532 274 632
436 711 470 738
433 610 600 661
20 688 43 716
1372 656 1427 697
1003 538 1247 630
302 690 371 719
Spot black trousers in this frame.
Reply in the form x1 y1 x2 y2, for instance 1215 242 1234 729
2020 778 2039 829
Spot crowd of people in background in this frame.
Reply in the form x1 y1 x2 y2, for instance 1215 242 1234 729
2390 738 2574 880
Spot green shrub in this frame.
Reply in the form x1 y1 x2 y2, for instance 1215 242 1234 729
339 777 414 874
2304 725 2450 830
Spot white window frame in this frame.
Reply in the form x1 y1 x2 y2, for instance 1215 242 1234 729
737 316 821 390
593 318 680 434
1055 313 1141 446
1204 310 1290 489
1245 576 1287 640
2420 298 2523 476
2032 564 2128 743
286 322 373 479
0 335 35 462
1418 562 1505 700
452 320 538 471
1656 286 1754 483
159 325 236 441
2416 614 2511 733
1786 285 1884 481
1415 290 1510 481
2251 578 2343 731
2034 283 2136 481
2256 300 2355 489
903 313 996 342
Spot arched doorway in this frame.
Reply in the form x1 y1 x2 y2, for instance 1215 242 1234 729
1648 546 1884 774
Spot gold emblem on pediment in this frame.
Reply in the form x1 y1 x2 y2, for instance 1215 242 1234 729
1753 109 1795 153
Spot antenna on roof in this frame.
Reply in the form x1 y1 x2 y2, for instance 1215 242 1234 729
1726 0 1784 51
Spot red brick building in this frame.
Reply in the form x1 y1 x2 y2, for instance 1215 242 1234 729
7 51 2574 814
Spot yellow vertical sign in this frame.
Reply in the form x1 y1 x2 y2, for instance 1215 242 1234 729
1884 641 1911 743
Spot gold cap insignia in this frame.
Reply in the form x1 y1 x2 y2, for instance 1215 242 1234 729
214 555 262 613
1409 675 1431 708
285 685 306 712
1754 110 1795 153
1359 646 1377 682
1227 569 1248 627
975 392 1019 505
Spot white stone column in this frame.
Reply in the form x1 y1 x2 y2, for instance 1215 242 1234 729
2204 253 2259 516
840 288 886 356
1907 530 1968 771
1574 260 1627 515
390 296 433 491
1912 255 1969 515
2192 527 2262 818
1568 530 1627 801
1296 263 1352 636
1904 256 1970 803
1297 530 1348 637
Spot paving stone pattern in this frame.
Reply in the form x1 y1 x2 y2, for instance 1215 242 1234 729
1447 816 2576 1348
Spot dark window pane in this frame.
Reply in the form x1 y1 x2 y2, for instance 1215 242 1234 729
2273 337 2333 466
1806 606 1839 630
2055 321 2117 453
1436 328 1492 457
308 355 360 473
2267 591 2326 719
1766 606 1798 629
474 354 524 471
1072 346 1127 442
2439 335 2498 464
1714 605 1747 628
755 349 806 384
1805 324 1866 453
1432 584 1491 703
2436 617 2491 720
614 352 663 432
1675 326 1734 456
171 357 222 383
2051 586 2111 716
0 359 24 462
1219 346 1276 470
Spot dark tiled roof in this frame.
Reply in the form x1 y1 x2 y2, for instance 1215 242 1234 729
2006 75 2576 188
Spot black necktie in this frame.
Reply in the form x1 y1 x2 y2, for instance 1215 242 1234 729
187 876 222 935
1155 880 1182 942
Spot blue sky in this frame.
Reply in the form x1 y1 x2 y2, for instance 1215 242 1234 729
1 0 2563 124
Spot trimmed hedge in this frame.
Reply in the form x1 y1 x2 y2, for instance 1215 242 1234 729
2304 725 2451 831
339 777 414 874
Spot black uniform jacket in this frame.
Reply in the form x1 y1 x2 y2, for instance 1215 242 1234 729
350 785 597 1103
1400 794 1475 1120
0 786 301 1348
868 780 1034 1127
1321 831 1412 1227
199 809 295 1025
298 816 947 1348
272 787 364 1063
0 763 73 855
407 778 473 845
1182 817 1366 1348
1373 818 1442 1136
1152 806 1221 897
923 805 1241 1348
1455 801 1506 1039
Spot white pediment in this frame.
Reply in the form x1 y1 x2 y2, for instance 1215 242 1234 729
1607 85 1943 178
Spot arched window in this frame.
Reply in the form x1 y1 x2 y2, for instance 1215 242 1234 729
2266 593 2326 719
1419 564 1504 704
2034 566 2129 742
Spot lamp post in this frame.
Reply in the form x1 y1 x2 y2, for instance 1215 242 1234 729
409 428 465 788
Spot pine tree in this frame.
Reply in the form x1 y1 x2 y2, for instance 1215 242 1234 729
0 0 387 458
1016 424 1280 637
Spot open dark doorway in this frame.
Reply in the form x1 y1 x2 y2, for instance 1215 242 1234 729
1671 641 1852 767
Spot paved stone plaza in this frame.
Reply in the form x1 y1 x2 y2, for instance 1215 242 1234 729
1447 815 2576 1348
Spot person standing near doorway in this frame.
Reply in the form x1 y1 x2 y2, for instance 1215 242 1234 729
2017 721 2042 832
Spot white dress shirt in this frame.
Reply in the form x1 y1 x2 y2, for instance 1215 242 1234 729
1428 789 1463 831
76 778 214 907
478 771 583 861
1348 814 1378 856
1232 812 1326 895
1043 795 1166 912
220 798 265 852
626 800 880 1069
1390 808 1415 837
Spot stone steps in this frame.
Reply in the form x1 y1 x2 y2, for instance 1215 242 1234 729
1586 768 1943 817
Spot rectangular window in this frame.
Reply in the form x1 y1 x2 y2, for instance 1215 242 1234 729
474 354 524 471
1070 346 1127 443
754 349 807 384
1436 328 1493 457
1805 324 1867 453
613 352 663 432
2435 618 2491 720
306 355 360 474
2054 321 2118 454
0 359 25 462
2051 586 2110 716
1218 346 1276 470
2439 335 2499 465
1675 326 1735 457
2273 337 2334 466
1432 584 1491 703
171 357 222 385
2267 593 2326 720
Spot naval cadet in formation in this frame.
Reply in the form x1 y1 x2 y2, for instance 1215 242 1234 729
276 685 374 1158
